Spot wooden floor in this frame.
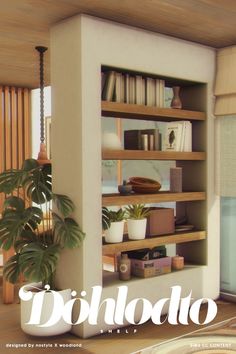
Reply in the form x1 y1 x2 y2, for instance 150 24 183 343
1 288 236 354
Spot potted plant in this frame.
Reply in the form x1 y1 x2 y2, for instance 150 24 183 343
0 159 85 336
125 204 150 240
102 207 125 243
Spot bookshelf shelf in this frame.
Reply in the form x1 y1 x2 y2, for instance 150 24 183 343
102 231 206 254
102 149 205 161
102 191 206 206
101 101 206 121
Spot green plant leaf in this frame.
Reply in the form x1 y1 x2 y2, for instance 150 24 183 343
52 194 75 217
3 196 25 212
19 243 60 284
3 254 21 284
53 213 85 248
22 159 40 171
14 230 40 252
0 170 28 194
102 207 111 230
0 206 43 250
125 204 150 220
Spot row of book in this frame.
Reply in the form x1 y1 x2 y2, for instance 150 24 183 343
102 70 165 107
124 121 192 152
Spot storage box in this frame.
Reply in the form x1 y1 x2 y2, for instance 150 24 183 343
146 207 175 237
131 256 171 278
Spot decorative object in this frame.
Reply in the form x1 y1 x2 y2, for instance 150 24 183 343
131 256 172 278
118 180 132 195
125 204 150 240
102 132 122 150
171 86 182 109
118 254 131 281
0 158 85 335
170 167 183 192
128 176 161 194
35 46 51 165
146 207 175 237
20 283 71 336
103 208 125 243
172 255 184 270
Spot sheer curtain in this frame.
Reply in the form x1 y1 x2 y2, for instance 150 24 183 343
215 46 236 296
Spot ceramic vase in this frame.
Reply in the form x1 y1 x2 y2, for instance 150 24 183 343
171 86 182 109
127 218 147 240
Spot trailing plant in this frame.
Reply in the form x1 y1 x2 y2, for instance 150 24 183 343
0 158 85 288
125 204 150 220
102 207 125 230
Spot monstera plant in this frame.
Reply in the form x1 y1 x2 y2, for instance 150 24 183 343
0 158 85 289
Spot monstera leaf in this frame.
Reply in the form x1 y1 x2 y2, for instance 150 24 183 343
22 161 52 204
52 194 75 218
19 243 60 284
3 254 21 284
53 213 85 248
0 169 28 194
0 197 43 250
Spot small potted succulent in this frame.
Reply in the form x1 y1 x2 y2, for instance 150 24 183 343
125 204 150 240
102 207 126 243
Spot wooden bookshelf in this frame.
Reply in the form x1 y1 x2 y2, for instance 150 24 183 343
102 231 206 254
102 191 206 206
102 149 205 161
101 101 206 121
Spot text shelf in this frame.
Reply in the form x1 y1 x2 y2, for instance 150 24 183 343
102 231 206 254
102 191 206 206
101 101 206 121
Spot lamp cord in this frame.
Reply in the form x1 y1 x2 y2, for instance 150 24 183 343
35 46 48 144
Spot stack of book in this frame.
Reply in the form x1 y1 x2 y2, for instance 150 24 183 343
124 129 162 151
102 70 165 107
163 121 192 152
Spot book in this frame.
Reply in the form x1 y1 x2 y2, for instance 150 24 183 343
129 76 136 104
102 71 116 101
146 77 156 106
163 121 192 151
115 72 125 102
163 122 184 151
135 75 143 105
124 130 142 150
124 73 130 103
155 79 165 107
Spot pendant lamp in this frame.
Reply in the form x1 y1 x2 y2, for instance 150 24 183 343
35 46 51 165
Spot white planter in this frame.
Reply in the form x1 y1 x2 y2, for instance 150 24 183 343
20 283 72 336
127 218 147 240
104 221 124 243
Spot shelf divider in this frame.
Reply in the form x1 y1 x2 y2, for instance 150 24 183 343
102 230 206 254
102 191 206 206
102 149 205 161
101 101 206 121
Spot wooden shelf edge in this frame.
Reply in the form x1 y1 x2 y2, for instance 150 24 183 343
102 230 206 254
102 191 206 206
101 101 206 121
103 264 204 288
102 149 206 161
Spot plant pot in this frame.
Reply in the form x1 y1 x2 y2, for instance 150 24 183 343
20 283 72 336
104 221 124 243
127 218 147 240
